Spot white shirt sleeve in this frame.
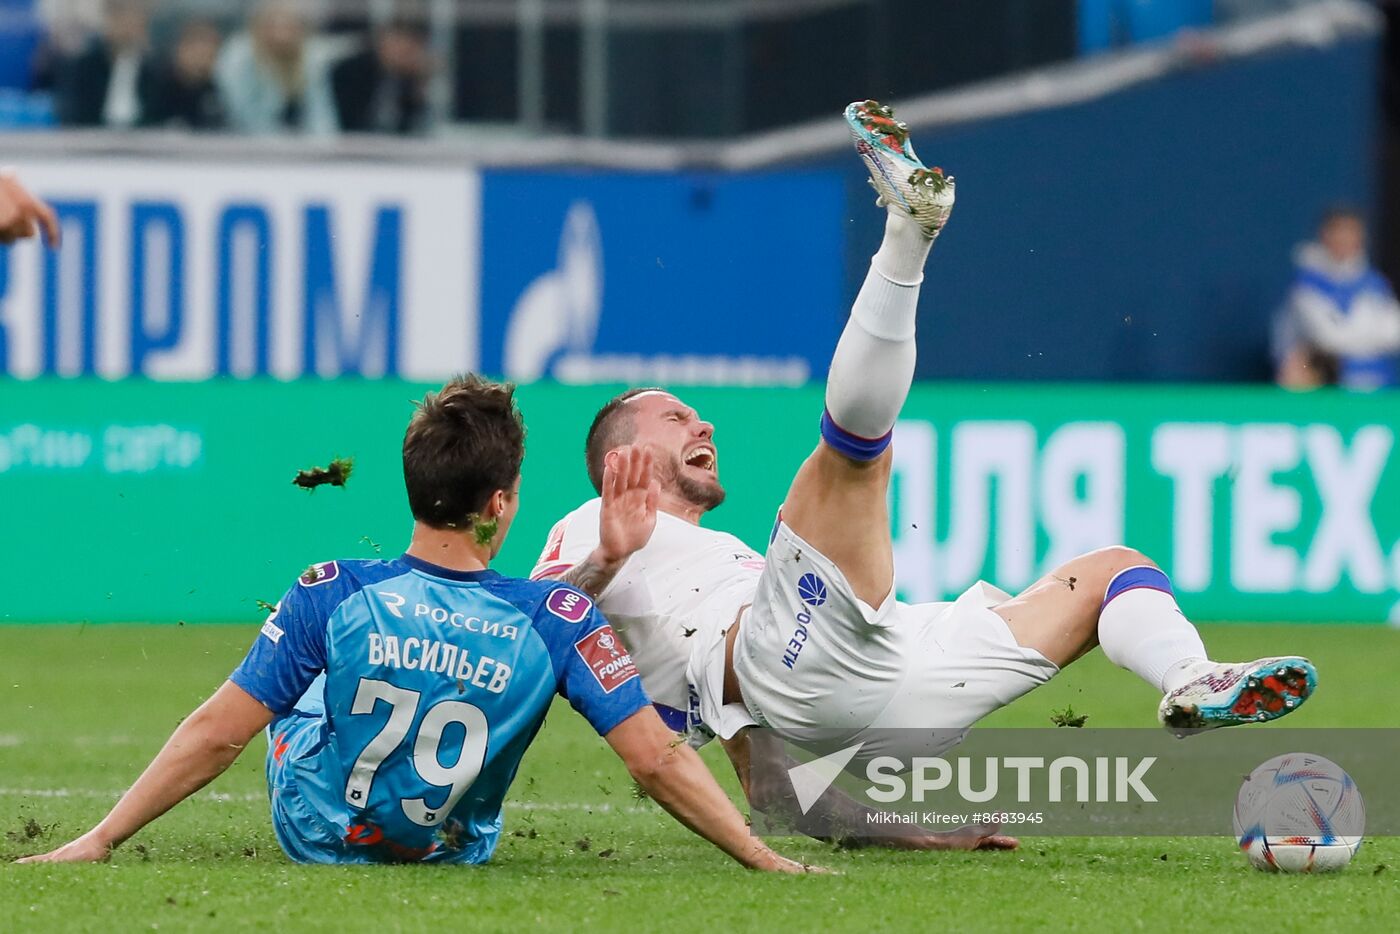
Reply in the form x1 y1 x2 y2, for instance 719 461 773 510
530 499 603 580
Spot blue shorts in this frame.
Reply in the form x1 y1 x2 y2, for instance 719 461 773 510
262 675 495 865
264 708 356 864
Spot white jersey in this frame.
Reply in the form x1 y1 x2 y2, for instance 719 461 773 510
531 498 764 722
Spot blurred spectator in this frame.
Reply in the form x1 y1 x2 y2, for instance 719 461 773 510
1273 208 1400 391
0 0 43 90
33 0 104 64
53 0 153 127
332 17 431 135
215 0 337 135
140 19 225 130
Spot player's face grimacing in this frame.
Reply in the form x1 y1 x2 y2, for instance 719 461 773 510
627 392 725 511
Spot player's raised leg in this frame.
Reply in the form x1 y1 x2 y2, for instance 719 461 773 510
780 100 954 608
991 547 1317 734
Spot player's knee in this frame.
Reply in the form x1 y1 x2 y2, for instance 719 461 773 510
1079 546 1159 604
1092 547 1180 613
1090 545 1155 574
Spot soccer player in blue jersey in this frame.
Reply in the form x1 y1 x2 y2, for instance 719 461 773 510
21 376 811 871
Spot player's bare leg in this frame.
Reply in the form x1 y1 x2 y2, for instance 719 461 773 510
780 101 952 608
993 548 1317 734
780 448 896 608
991 545 1152 667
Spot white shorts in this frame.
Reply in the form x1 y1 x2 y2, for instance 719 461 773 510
727 520 1059 742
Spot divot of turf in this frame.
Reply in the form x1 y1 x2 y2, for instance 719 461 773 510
292 457 355 491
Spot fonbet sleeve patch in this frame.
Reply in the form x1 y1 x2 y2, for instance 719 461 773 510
573 625 638 693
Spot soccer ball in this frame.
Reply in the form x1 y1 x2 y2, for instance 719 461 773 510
1233 752 1364 873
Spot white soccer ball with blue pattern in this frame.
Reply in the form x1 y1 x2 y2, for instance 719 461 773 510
1233 752 1364 873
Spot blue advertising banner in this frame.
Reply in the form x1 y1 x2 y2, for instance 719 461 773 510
0 161 481 380
478 170 846 386
0 162 846 384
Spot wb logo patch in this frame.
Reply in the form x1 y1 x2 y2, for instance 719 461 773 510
546 587 592 623
299 561 340 588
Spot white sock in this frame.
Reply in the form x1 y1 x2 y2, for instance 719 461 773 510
823 215 931 442
1097 568 1213 693
872 213 934 287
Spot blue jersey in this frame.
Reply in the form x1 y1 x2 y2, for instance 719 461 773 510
230 554 648 864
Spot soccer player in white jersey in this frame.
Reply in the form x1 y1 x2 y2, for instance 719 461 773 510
534 101 1318 848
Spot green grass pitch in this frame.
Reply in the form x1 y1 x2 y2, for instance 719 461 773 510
1 623 1396 931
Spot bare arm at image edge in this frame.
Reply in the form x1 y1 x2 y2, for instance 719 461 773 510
0 171 61 247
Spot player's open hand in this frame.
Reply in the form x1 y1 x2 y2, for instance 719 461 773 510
0 171 61 247
913 821 1019 852
750 847 834 874
15 832 112 864
597 445 659 566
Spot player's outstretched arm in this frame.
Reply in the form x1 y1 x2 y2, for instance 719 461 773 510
604 707 820 873
550 446 658 597
722 730 1017 852
0 171 60 246
17 681 273 863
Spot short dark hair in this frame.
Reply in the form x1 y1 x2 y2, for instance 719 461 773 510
584 387 665 493
403 375 525 529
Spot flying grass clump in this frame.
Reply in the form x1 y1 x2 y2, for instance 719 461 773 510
293 457 354 491
1050 705 1089 728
